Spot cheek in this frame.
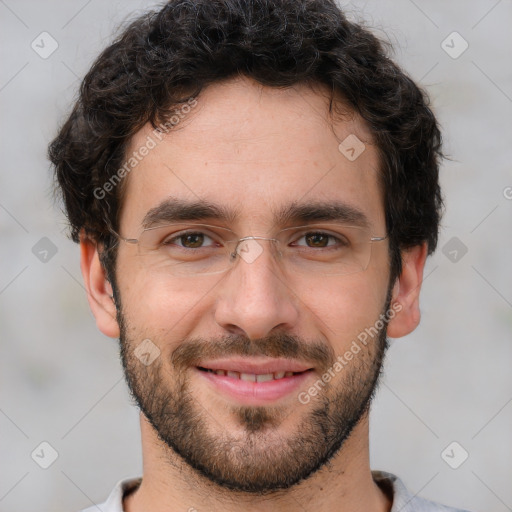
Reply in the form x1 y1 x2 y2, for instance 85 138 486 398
127 278 206 315
117 257 220 335
298 271 389 349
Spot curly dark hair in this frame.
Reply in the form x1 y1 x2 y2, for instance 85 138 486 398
48 0 443 284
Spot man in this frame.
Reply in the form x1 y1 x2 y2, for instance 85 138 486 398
49 0 470 510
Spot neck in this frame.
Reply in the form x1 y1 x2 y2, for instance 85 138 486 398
123 413 392 512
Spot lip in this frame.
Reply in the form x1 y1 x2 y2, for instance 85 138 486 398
196 357 313 374
194 358 315 405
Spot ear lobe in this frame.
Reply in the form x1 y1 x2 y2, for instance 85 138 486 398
387 243 428 339
79 232 120 338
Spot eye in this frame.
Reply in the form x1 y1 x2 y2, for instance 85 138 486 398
293 231 348 249
163 231 217 249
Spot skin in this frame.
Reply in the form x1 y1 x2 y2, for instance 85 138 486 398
80 76 427 512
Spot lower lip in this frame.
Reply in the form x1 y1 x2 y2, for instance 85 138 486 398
195 367 314 404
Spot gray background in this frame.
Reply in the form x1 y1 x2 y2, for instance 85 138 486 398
1 0 511 510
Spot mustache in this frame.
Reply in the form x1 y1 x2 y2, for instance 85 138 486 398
171 332 336 372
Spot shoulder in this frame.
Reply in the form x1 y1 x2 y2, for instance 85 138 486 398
78 477 142 512
372 470 472 512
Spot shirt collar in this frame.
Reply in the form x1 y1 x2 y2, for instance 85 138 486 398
90 471 465 512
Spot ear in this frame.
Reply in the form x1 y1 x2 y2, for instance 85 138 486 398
79 232 120 338
387 243 428 339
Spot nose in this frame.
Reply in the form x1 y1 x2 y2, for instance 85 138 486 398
213 238 300 340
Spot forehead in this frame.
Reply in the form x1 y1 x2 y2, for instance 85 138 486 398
119 76 384 232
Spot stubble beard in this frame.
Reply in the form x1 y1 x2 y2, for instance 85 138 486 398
117 296 390 494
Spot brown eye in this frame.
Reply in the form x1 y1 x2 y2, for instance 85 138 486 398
293 230 349 250
305 233 330 247
179 233 205 248
162 232 215 249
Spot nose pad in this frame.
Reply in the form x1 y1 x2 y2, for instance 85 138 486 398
232 236 280 266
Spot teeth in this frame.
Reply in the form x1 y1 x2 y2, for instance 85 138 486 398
256 373 274 382
206 368 301 381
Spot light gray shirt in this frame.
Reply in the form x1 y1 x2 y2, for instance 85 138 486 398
80 471 471 511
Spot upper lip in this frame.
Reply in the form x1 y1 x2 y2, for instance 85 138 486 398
196 357 313 374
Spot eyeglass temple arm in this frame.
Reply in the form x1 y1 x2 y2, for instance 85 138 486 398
106 225 139 245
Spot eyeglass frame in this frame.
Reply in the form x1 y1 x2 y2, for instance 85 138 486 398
108 222 388 276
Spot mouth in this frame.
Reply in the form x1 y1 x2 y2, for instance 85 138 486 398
194 358 315 404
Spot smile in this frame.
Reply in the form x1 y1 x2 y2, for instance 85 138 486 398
195 363 314 404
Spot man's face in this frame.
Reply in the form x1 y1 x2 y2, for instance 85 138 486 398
114 77 391 493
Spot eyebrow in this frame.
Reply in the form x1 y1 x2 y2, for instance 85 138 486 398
275 200 370 228
141 197 370 230
142 197 239 229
